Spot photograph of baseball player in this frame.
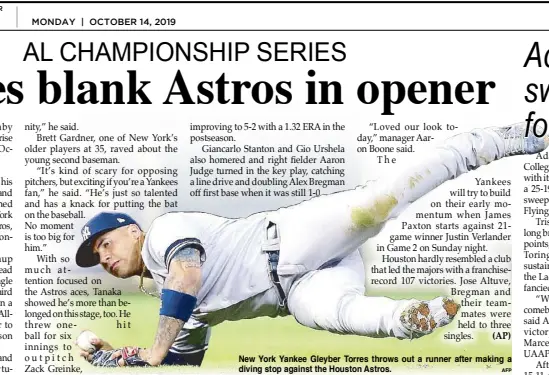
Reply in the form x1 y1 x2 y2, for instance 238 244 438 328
75 122 544 368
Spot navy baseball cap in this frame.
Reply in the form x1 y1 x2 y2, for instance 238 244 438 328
76 212 140 268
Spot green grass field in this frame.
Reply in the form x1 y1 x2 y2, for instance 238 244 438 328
67 291 511 373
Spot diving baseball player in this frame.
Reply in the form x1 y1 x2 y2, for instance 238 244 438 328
75 122 548 367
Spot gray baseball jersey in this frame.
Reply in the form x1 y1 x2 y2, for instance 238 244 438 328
135 125 517 353
141 211 275 352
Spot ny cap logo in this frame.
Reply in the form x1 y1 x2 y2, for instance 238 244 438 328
82 226 91 240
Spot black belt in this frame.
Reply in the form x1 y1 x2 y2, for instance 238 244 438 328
265 222 287 309
267 250 287 309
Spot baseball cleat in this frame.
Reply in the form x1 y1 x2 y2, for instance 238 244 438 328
400 297 460 339
489 121 549 156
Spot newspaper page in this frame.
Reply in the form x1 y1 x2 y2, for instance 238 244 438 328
0 1 547 374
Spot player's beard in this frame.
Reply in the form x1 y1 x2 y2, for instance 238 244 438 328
115 234 145 279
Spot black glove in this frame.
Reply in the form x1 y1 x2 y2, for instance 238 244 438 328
89 349 120 367
121 347 150 367
89 347 150 367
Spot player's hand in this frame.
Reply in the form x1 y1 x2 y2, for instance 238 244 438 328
90 337 114 351
80 346 149 367
78 337 114 363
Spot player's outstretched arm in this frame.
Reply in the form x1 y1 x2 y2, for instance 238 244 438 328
144 248 202 366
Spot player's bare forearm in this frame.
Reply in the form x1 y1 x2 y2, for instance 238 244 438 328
146 248 202 366
147 316 184 366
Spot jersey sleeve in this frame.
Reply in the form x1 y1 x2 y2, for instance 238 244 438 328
164 237 206 270
147 213 207 272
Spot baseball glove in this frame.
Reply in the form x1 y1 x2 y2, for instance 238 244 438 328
88 347 150 367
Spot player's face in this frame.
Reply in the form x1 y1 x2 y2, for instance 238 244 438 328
93 225 142 279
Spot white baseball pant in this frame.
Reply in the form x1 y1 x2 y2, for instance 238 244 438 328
271 128 506 338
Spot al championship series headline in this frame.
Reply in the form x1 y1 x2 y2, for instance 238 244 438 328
0 40 545 120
